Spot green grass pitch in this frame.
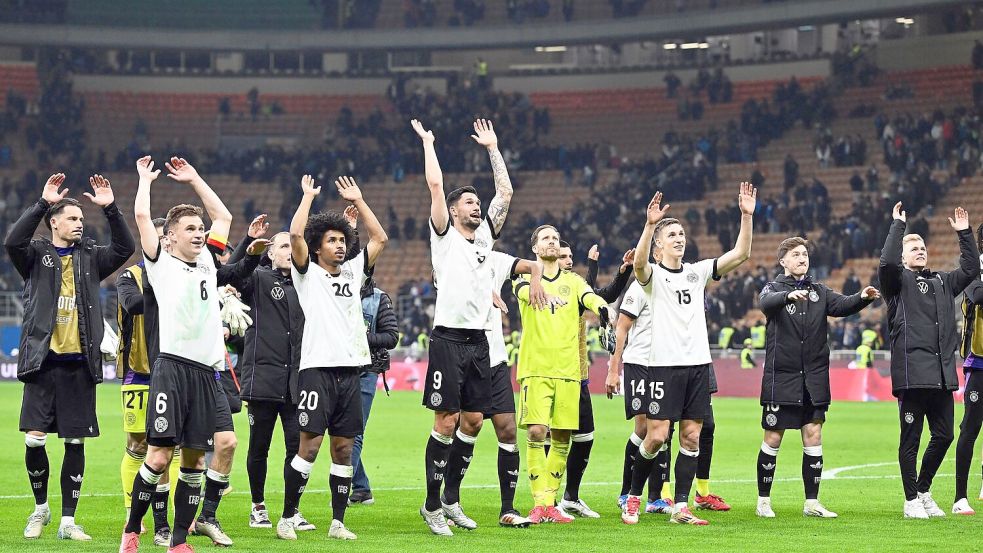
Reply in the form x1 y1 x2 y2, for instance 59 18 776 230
0 383 978 552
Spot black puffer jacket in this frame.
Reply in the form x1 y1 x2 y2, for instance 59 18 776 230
878 219 979 395
758 274 872 406
4 199 135 383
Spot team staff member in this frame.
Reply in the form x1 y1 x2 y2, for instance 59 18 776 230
224 215 315 532
879 202 978 519
6 173 135 541
756 236 879 519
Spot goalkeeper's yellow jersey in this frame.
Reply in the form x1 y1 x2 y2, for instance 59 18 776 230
514 269 606 381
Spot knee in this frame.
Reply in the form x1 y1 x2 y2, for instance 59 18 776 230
127 435 148 456
934 430 955 446
146 448 173 471
216 432 238 454
644 429 667 450
433 413 458 437
680 429 701 450
460 414 483 436
332 442 353 463
496 425 517 445
527 425 548 443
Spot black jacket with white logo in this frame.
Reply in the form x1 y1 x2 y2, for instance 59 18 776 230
878 219 979 396
4 199 135 383
758 274 872 406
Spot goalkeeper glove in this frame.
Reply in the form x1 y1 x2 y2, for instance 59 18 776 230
219 287 252 337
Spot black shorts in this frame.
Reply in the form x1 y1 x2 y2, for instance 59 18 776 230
219 369 242 414
297 367 363 438
483 362 516 418
423 327 491 413
20 359 99 439
761 400 828 430
623 363 711 421
214 380 234 433
575 381 594 434
147 354 221 451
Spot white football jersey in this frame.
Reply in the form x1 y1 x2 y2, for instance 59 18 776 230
431 217 498 330
641 259 718 367
145 247 225 370
618 281 652 366
292 250 371 370
484 251 519 366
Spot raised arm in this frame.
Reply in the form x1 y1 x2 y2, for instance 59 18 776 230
217 239 268 287
4 173 67 277
411 119 448 234
336 176 387 269
135 157 162 258
289 175 320 272
945 207 981 296
86 175 136 278
605 313 633 398
717 181 756 276
878 202 907 298
229 214 269 265
471 119 512 236
586 245 599 288
634 192 670 285
165 156 232 240
594 248 635 303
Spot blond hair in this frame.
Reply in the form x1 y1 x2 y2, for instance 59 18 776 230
902 234 924 245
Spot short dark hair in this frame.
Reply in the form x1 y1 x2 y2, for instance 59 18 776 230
446 186 478 208
305 210 355 262
559 240 571 249
151 217 166 228
44 198 81 230
164 204 204 233
530 224 559 248
778 236 808 259
977 223 983 252
653 217 682 239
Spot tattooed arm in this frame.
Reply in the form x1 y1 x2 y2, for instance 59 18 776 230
471 119 513 237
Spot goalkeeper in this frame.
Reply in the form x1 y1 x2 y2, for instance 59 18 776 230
513 226 611 525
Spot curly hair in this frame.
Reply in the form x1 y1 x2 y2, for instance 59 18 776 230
304 210 355 263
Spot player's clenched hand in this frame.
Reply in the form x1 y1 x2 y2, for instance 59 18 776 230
892 201 906 222
247 214 270 238
136 156 160 182
646 191 670 225
787 290 810 302
41 173 68 204
605 367 621 399
246 238 271 256
301 174 321 196
336 176 363 202
949 206 970 231
861 286 881 300
410 119 435 144
588 244 599 261
492 292 508 313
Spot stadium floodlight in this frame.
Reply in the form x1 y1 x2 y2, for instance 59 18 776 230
663 43 678 50
895 17 914 25
534 46 568 52
680 42 709 49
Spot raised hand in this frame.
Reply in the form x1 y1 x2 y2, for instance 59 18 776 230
892 201 906 222
738 181 757 215
949 206 970 231
861 286 881 300
41 173 68 204
470 118 498 148
588 244 599 261
343 205 359 229
646 191 670 225
165 157 202 184
247 214 270 238
301 174 321 197
245 238 272 256
787 289 810 302
620 248 635 273
84 174 115 207
136 156 160 182
410 119 435 144
335 176 363 203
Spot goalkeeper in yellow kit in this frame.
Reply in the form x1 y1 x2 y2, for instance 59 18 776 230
513 225 610 524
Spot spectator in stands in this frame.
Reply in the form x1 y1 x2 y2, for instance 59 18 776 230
973 39 983 70
783 153 799 191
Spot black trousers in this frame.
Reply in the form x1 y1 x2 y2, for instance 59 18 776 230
897 389 954 501
246 400 300 505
